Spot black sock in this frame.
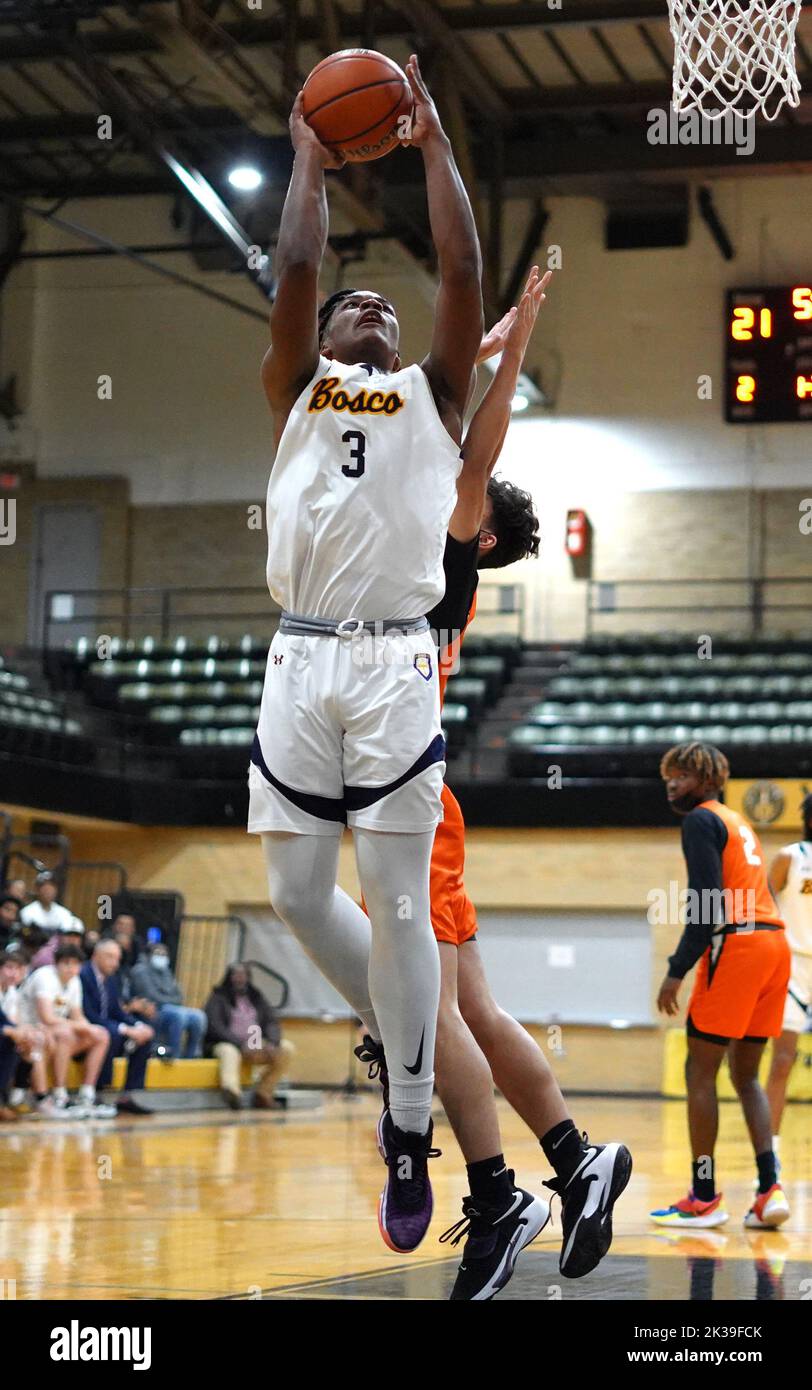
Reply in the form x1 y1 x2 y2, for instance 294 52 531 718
466 1155 513 1209
756 1149 778 1195
692 1159 716 1203
540 1119 583 1183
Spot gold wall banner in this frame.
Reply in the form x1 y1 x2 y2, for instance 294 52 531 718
727 778 812 831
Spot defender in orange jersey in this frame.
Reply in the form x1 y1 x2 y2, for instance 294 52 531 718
359 271 631 1299
650 741 791 1232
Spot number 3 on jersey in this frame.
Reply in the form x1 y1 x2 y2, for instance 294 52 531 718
341 429 366 478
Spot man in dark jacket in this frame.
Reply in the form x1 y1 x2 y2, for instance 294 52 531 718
130 943 207 1058
205 963 293 1110
80 939 155 1115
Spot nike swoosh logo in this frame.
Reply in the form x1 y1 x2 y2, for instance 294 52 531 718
491 1165 508 1177
403 1027 425 1076
492 1190 524 1225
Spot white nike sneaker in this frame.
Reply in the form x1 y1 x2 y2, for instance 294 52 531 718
545 1138 633 1278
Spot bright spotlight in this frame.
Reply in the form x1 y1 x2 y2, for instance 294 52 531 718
228 165 263 192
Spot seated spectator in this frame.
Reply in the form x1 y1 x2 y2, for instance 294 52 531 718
18 943 114 1119
1 950 34 1111
129 944 206 1059
4 879 28 907
82 927 101 960
106 912 142 970
205 964 293 1111
0 952 42 1121
15 922 47 961
0 895 21 948
29 916 85 969
20 872 74 934
0 949 25 1021
80 940 155 1116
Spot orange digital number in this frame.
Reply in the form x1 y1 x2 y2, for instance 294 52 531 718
759 308 772 338
792 287 812 320
732 307 755 341
796 375 812 399
736 375 756 403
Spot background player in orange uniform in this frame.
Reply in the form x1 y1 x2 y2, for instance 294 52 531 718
651 741 791 1230
360 270 632 1297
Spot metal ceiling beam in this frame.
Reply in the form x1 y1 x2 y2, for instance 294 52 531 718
7 115 812 200
394 0 509 122
0 108 248 141
0 2 691 64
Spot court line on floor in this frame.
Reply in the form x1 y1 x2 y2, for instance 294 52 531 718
218 1255 459 1299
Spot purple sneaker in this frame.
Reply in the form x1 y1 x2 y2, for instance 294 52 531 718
377 1111 440 1253
353 1034 389 1157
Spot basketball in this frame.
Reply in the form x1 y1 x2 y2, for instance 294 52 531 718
302 49 413 163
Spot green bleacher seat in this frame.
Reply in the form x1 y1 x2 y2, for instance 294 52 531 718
444 677 487 713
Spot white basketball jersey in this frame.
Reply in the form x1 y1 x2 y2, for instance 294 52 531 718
777 840 812 956
266 355 462 620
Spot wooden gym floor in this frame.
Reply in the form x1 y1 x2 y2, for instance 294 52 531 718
0 1094 810 1301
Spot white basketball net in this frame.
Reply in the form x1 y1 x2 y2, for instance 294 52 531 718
668 0 802 121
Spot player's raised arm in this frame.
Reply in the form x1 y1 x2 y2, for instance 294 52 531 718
261 94 344 430
450 268 550 542
404 55 483 441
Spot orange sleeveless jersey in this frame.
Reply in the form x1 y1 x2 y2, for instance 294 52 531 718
698 799 784 927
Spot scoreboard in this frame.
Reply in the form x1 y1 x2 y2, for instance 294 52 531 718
725 286 812 423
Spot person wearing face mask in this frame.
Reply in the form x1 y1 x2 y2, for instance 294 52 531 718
204 963 293 1110
129 942 207 1060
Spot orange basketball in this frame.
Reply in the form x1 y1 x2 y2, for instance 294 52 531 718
302 49 413 164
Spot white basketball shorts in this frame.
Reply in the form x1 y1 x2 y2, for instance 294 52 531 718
248 628 445 836
782 951 812 1033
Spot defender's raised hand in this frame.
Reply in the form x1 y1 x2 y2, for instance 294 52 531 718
502 267 552 363
476 306 517 365
401 54 445 147
289 91 345 169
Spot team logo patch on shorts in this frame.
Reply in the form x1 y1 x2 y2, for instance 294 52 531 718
414 652 433 681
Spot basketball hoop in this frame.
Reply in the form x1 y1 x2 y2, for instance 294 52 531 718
667 0 802 121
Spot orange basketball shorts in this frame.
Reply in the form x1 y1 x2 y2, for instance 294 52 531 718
430 784 478 948
687 926 791 1042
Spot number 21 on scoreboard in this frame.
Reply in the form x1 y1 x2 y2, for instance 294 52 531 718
730 286 812 339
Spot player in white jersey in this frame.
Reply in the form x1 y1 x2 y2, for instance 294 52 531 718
250 56 483 1253
766 792 812 1141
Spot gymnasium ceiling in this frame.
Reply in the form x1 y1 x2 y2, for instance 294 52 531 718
0 0 811 311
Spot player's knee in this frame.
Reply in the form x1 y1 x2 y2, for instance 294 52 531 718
268 875 328 930
460 993 502 1048
729 1064 759 1096
770 1044 797 1075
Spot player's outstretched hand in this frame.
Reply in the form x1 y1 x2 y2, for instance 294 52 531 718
401 54 444 147
503 266 551 362
476 306 518 364
289 91 345 169
656 975 682 1017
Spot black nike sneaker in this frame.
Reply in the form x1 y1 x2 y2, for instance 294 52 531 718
441 1179 551 1301
377 1110 440 1253
353 1033 389 1156
544 1137 632 1278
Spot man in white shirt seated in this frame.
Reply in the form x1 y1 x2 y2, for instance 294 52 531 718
18 943 116 1119
19 873 74 935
